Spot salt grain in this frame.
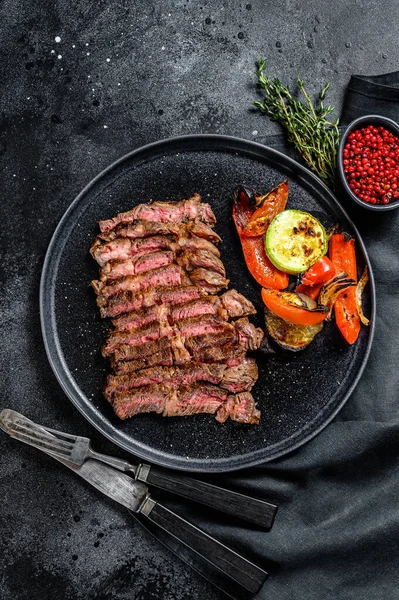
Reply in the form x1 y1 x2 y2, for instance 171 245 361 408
55 36 61 43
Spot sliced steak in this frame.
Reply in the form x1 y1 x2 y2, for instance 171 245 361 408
104 363 227 400
177 235 220 257
216 392 260 424
92 265 184 298
189 268 229 294
90 236 178 267
195 343 247 366
100 220 221 244
221 289 256 318
112 384 170 419
163 384 228 417
102 319 172 357
99 251 175 281
99 285 202 318
170 297 228 323
178 250 226 277
99 194 216 233
220 358 258 393
104 314 227 356
111 304 167 332
176 315 228 339
234 317 264 350
112 336 172 363
111 291 253 332
112 297 227 333
111 349 174 375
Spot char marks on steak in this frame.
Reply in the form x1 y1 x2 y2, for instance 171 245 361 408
99 194 216 233
92 193 262 423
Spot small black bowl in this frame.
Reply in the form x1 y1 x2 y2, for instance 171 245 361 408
337 114 399 212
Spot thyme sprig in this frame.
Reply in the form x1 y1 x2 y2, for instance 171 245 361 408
254 59 340 189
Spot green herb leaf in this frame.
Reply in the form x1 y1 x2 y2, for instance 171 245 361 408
253 59 340 189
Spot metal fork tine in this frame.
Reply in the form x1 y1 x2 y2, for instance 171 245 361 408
7 430 73 457
10 422 74 452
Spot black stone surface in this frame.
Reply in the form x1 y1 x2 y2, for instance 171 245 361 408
1 2 399 599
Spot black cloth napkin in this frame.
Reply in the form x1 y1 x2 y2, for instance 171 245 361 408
149 74 399 600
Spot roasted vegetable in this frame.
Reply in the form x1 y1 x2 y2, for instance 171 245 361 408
356 266 370 326
329 233 360 344
232 185 289 289
242 180 288 237
318 272 357 319
264 307 324 351
261 288 329 326
301 256 336 286
265 210 328 274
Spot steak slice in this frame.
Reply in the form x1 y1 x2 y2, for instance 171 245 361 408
100 220 221 244
221 289 256 318
111 336 172 363
111 349 174 375
216 392 260 424
99 251 175 281
178 250 226 277
235 317 264 350
90 236 178 267
189 268 229 294
104 363 227 400
194 343 246 366
102 319 172 357
163 384 228 417
170 297 228 323
112 297 227 332
104 314 228 356
92 265 185 298
112 384 170 419
112 342 246 374
220 358 258 393
99 285 202 318
111 289 254 332
99 194 216 233
176 235 220 257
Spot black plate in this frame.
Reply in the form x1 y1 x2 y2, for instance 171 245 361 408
40 135 375 472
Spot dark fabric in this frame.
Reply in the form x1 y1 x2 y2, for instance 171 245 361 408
162 76 399 599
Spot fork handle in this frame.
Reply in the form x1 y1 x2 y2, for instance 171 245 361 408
136 464 277 530
139 496 268 594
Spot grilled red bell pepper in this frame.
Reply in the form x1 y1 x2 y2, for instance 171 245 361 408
329 232 360 344
232 184 289 290
301 256 336 286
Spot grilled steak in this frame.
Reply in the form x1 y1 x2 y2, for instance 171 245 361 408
100 220 221 245
178 249 226 277
91 194 263 423
99 194 216 233
105 360 258 401
216 392 260 425
111 290 255 333
98 285 202 319
99 251 175 281
189 268 229 293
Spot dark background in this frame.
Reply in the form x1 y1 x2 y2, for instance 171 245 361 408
1 2 399 599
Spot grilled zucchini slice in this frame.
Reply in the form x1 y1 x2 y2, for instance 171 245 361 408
265 210 327 274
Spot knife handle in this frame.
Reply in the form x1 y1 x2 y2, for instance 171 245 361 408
136 464 277 530
139 497 268 594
